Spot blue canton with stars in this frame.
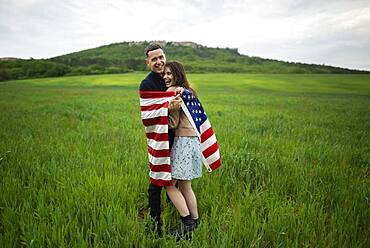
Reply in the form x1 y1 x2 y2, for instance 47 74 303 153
182 89 207 134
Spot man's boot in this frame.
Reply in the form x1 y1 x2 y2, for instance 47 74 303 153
145 215 162 238
152 218 162 238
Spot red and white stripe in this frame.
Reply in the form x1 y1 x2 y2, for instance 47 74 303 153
180 102 222 173
199 119 221 172
140 91 176 187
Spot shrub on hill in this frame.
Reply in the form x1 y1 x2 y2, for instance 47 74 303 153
1 41 367 81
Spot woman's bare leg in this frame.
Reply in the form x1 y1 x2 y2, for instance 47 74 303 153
165 180 190 217
178 180 198 219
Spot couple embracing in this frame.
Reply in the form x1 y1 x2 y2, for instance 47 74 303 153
139 43 221 239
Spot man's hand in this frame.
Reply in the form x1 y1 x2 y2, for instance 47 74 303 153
169 95 182 110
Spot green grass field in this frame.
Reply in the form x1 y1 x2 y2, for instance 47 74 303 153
0 73 369 247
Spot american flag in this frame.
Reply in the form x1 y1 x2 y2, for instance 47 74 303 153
140 90 176 186
180 89 222 172
139 89 221 187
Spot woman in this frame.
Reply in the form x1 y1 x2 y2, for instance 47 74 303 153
164 61 202 238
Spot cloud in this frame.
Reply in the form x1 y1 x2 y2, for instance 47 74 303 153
238 4 370 70
0 0 369 70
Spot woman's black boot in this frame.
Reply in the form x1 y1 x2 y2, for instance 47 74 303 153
170 215 196 240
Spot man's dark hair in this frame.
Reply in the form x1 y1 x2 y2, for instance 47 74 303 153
144 43 163 57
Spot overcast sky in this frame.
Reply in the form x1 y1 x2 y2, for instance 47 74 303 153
1 0 370 70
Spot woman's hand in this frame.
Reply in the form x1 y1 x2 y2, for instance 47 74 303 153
175 87 184 96
169 95 182 110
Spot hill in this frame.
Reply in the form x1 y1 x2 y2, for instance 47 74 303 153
0 41 368 81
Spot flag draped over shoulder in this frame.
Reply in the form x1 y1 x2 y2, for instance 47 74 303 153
140 90 176 187
181 89 222 172
140 89 221 187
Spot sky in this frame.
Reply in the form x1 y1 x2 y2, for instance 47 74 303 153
1 0 370 70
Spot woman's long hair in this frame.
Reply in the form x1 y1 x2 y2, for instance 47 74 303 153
164 61 197 97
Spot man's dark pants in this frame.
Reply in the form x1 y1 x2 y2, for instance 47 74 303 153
148 183 162 224
147 130 174 227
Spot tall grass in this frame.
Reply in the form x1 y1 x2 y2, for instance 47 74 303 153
0 73 369 247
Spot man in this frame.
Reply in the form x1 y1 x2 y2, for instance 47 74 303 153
139 43 181 236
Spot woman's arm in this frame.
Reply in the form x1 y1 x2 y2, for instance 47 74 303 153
167 86 180 129
168 107 180 129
